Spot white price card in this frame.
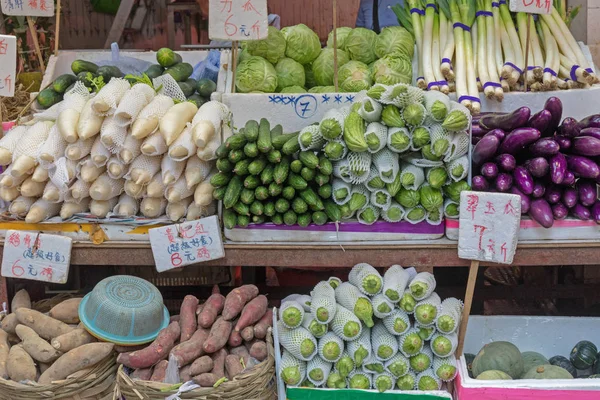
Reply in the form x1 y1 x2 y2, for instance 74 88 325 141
458 191 521 265
1 0 54 16
149 215 225 273
1 230 72 284
0 35 17 97
509 0 551 15
209 0 268 41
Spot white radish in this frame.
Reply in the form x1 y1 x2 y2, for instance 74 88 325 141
42 181 62 203
100 115 127 150
194 176 215 207
11 121 53 177
114 84 156 125
0 186 19 201
107 156 127 179
185 157 212 190
141 197 167 218
90 197 119 218
127 155 161 185
77 98 104 140
60 198 91 220
91 78 131 115
159 102 198 146
113 194 139 217
26 198 61 223
165 176 194 203
186 201 216 221
9 196 36 217
0 125 26 165
118 133 142 164
91 137 111 167
168 126 197 161
196 138 220 161
161 156 185 186
32 165 49 183
78 158 106 183
20 177 46 197
131 95 174 139
191 101 230 148
0 165 27 188
124 180 146 199
146 173 165 198
57 108 82 143
65 137 94 161
166 196 193 221
38 125 67 165
89 173 124 201
68 178 92 201
141 131 168 156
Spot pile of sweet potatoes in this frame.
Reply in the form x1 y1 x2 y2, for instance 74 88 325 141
117 284 273 386
0 290 114 385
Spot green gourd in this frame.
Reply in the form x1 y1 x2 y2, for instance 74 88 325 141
521 351 550 377
472 341 524 379
476 370 512 380
521 365 574 380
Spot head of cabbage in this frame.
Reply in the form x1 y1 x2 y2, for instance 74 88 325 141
344 28 378 65
245 26 287 64
375 26 415 59
235 56 278 93
371 54 413 85
304 63 317 89
327 27 352 49
280 86 307 93
338 61 373 92
282 24 322 65
313 48 350 86
275 57 305 91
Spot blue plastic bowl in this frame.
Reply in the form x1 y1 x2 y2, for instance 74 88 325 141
79 275 169 346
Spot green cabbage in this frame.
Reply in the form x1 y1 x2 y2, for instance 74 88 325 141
275 57 305 91
238 48 251 63
444 180 471 202
304 63 317 89
396 188 420 208
280 86 307 93
427 167 448 189
344 28 378 65
313 48 350 86
235 56 278 93
308 86 336 93
412 127 431 148
338 61 373 92
420 186 443 212
327 27 353 49
375 26 415 59
371 54 413 85
245 26 287 64
282 24 321 65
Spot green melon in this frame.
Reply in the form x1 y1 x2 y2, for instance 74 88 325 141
476 370 512 380
522 365 574 380
472 341 524 379
521 351 550 377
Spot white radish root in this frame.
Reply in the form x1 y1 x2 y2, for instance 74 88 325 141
60 198 91 219
20 177 46 197
141 131 168 156
89 173 124 201
77 98 104 140
113 194 139 217
159 102 198 146
32 165 49 182
141 197 167 218
90 197 119 218
57 109 81 143
9 196 36 217
146 173 165 198
166 196 193 221
161 156 185 186
26 199 61 223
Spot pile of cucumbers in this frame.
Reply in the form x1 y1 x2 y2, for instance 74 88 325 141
212 119 342 229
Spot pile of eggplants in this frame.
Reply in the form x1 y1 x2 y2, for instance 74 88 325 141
471 97 600 228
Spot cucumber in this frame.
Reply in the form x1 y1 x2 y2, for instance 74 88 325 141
300 167 316 182
275 199 290 213
282 134 301 155
312 211 328 225
223 176 243 209
267 150 282 164
315 173 330 187
187 94 207 108
273 157 290 184
260 164 275 185
271 214 284 225
157 48 182 67
250 201 264 216
237 214 250 228
178 81 195 97
248 158 267 176
233 202 251 216
319 184 332 199
197 78 217 97
299 151 319 169
71 60 99 74
216 158 233 173
244 175 260 189
234 159 251 176
297 213 312 227
290 160 303 174
210 172 231 188
318 156 333 175
244 142 259 158
273 133 298 150
144 64 165 79
255 186 269 201
97 66 124 82
268 182 282 197
300 188 321 210
228 149 245 164
185 78 198 89
216 143 229 159
226 135 247 150
288 173 308 190
271 124 283 140
37 88 63 109
252 215 266 224
292 198 308 214
282 186 295 200
223 209 237 229
324 200 342 222
283 210 298 226
257 118 273 153
264 202 276 217
213 186 227 201
165 62 194 82
244 120 260 142
240 188 255 205
52 74 78 94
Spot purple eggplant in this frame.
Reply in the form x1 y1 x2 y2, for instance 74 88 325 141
553 135 572 151
591 201 600 224
579 127 600 141
479 107 531 131
528 109 552 134
562 188 578 208
472 124 489 137
566 155 600 179
485 129 506 141
499 127 541 154
472 134 500 165
578 114 600 130
558 117 581 138
529 138 560 156
572 136 600 157
532 181 546 198
495 173 513 192
549 153 567 184
472 175 489 191
513 166 534 195
544 186 562 204
481 162 499 179
496 154 516 172
572 204 591 220
563 171 576 186
544 97 562 136
510 186 531 214
529 199 554 228
525 157 550 178
577 180 598 206
552 203 569 220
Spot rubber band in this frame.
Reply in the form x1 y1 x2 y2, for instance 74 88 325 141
570 65 580 81
426 3 438 11
499 0 507 4
453 22 471 31
441 58 452 64
504 62 523 75
410 8 425 15
459 95 481 103
492 2 500 7
427 81 441 89
417 76 425 82
585 67 594 73
483 82 502 89
526 66 540 71
476 77 480 82
476 11 493 17
543 67 557 77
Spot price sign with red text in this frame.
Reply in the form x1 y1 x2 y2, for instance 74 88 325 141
0 35 17 97
509 0 551 15
1 0 55 17
209 0 268 41
458 191 521 265
1 230 72 283
149 215 225 273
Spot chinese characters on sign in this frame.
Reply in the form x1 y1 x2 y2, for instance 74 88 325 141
509 0 551 15
209 0 268 41
458 191 521 265
149 215 225 272
0 35 17 97
1 230 72 283
1 0 55 17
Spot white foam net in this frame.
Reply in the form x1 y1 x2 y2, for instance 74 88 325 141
307 356 332 387
32 103 61 122
90 197 119 218
280 300 306 329
399 163 425 190
372 148 400 184
141 131 168 156
9 196 35 217
0 125 26 155
372 323 398 362
370 189 392 210
191 101 231 140
90 173 125 200
433 356 458 382
384 353 410 378
58 81 90 115
410 126 431 151
347 151 371 184
365 122 388 154
424 91 450 121
330 304 363 341
445 131 470 162
410 272 437 301
91 78 131 116
358 97 383 123
405 205 427 224
126 154 161 185
28 198 61 221
124 180 147 199
65 137 95 161
37 125 67 168
426 205 444 226
77 97 104 140
372 293 394 319
349 263 382 296
114 84 156 126
402 153 444 168
331 178 352 205
165 175 195 202
43 181 65 203
153 74 186 101
169 125 197 161
430 332 458 358
447 155 469 182
380 83 412 107
196 137 220 161
381 201 405 223
100 115 129 154
14 121 52 159
107 156 128 179
185 157 212 189
383 309 411 336
318 332 344 363
91 137 111 167
67 178 92 203
299 125 325 151
113 193 140 217
414 293 442 327
48 157 76 200
319 109 345 140
162 156 185 186
185 200 216 220
117 132 142 164
135 95 175 137
140 197 167 218
387 127 412 154
279 323 318 362
325 138 349 162
166 197 193 221
280 349 306 387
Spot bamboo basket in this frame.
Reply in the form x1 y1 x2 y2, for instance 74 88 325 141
116 330 277 400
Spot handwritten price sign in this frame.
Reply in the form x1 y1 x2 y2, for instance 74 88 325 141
209 0 268 41
1 230 72 284
149 215 225 273
458 191 521 265
509 0 551 15
0 35 16 97
1 0 55 17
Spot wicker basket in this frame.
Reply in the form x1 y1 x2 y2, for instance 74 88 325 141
116 331 277 400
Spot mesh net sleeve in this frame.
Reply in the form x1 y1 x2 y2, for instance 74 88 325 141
278 322 318 362
444 131 470 163
357 205 380 225
319 109 345 140
185 200 217 221
67 178 92 203
118 132 142 164
125 180 147 199
89 173 125 201
153 74 186 101
371 323 398 362
165 175 195 203
445 155 469 184
32 103 61 122
58 82 90 116
140 197 167 218
430 331 459 358
426 205 444 226
380 83 412 107
348 327 372 367
185 157 213 189
307 356 332 386
347 151 371 184
372 293 394 319
410 126 431 151
372 148 400 184
348 371 373 389
113 193 140 217
37 125 67 168
298 125 325 151
169 126 197 161
365 122 388 154
107 156 128 179
114 84 156 126
100 115 129 154
402 153 444 168
384 353 410 378
91 78 131 116
446 101 472 132
280 300 306 329
332 159 352 183
399 163 425 191
196 136 221 161
370 189 392 211
358 98 383 122
65 137 95 161
409 272 437 301
432 356 458 382
14 121 53 159
398 328 424 357
436 299 462 334
310 282 337 325
301 315 328 339
48 157 77 201
280 349 307 387
141 131 168 156
405 205 426 225
162 156 186 186
26 198 61 222
414 293 442 327
381 201 405 222
383 309 411 336
382 265 409 304
429 123 452 158
318 332 345 363
126 154 162 185
91 137 111 167
135 95 175 136
374 371 396 392
443 199 459 219
0 125 26 156
348 263 383 296
43 181 65 203
9 196 36 217
387 127 412 154
333 282 369 317
366 165 385 191
424 90 451 122
324 138 348 161
329 304 363 341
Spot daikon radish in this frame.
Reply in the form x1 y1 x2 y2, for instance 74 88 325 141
196 137 220 161
168 126 196 161
11 121 53 177
78 158 105 182
161 156 185 186
131 95 174 139
31 165 49 182
77 98 104 139
0 126 26 165
60 198 90 220
166 196 193 221
107 156 127 179
90 197 119 218
91 78 130 115
127 155 161 185
89 173 124 201
141 197 167 218
26 198 61 223
0 165 27 188
185 157 212 190
68 178 92 201
114 84 155 125
191 101 231 148
194 173 216 206
65 137 94 161
20 177 46 197
119 133 142 164
113 194 139 217
37 125 67 165
57 82 91 143
9 196 36 217
141 131 168 156
0 186 19 201
91 137 111 167
100 115 127 150
165 176 194 203
159 102 198 146
146 173 165 198
187 201 216 221
124 180 146 199
42 181 62 203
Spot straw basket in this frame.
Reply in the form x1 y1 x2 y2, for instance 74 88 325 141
116 331 277 400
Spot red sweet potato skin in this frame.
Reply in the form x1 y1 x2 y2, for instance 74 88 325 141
189 355 213 376
222 285 259 321
249 341 267 361
229 346 250 366
170 327 210 366
198 294 225 329
227 326 243 347
210 348 227 377
179 295 199 343
241 326 254 342
235 295 267 332
150 360 169 382
253 308 273 339
117 322 180 369
193 373 219 387
225 354 244 379
131 367 153 381
202 317 232 354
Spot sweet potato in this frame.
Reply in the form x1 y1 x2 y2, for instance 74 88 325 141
0 329 10 379
1 313 18 335
249 341 267 362
131 367 153 381
16 308 74 340
170 327 209 366
179 295 199 343
225 354 245 379
11 289 31 312
211 348 227 378
211 285 220 295
189 355 213 376
49 298 83 324
202 317 232 354
222 285 259 321
230 346 250 364
179 364 192 382
241 326 254 342
15 325 61 363
7 345 36 382
38 362 51 374
235 295 267 333
198 293 225 329
193 372 220 387
150 360 168 382
196 303 204 316
117 322 180 369
253 308 273 339
169 315 180 323
51 328 95 352
38 342 115 384
227 319 242 347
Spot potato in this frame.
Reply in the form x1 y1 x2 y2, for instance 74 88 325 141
38 342 114 384
51 328 95 352
11 289 31 312
225 354 245 379
16 325 61 363
16 308 74 340
0 329 10 379
1 313 18 335
49 298 83 324
7 345 36 382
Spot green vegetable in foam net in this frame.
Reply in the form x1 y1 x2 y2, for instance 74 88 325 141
349 372 372 389
396 371 416 390
399 292 417 313
336 352 355 379
403 103 425 126
374 372 395 393
367 84 386 100
326 372 346 388
381 105 405 128
412 127 431 149
427 167 448 189
422 144 443 161
396 188 420 209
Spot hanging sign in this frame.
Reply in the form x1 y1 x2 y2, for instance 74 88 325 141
149 215 225 272
0 35 17 97
1 230 72 283
209 0 268 41
1 0 55 17
509 0 551 15
458 191 521 264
